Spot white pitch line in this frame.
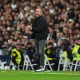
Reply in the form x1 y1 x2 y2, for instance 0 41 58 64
0 70 80 76
27 72 80 76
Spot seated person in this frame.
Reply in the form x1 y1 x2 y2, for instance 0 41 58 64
10 43 24 70
25 39 37 64
45 39 59 70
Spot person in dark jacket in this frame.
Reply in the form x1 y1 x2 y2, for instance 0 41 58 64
61 39 73 62
30 7 49 71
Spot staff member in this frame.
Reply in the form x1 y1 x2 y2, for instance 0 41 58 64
11 43 24 70
72 37 80 61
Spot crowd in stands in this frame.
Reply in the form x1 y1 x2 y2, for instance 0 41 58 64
0 0 80 70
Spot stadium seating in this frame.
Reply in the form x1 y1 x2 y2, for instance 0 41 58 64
24 55 37 71
70 60 80 71
58 53 71 71
44 54 54 71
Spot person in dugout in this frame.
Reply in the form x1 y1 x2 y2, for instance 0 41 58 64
72 37 80 70
44 39 59 71
26 40 36 63
58 39 73 70
11 43 24 70
61 39 73 62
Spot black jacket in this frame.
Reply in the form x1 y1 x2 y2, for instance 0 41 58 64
32 16 49 40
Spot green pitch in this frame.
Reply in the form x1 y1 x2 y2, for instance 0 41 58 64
0 70 80 80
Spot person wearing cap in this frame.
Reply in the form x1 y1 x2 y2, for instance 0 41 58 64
11 43 24 70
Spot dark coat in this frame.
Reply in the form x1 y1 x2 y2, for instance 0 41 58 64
32 16 49 40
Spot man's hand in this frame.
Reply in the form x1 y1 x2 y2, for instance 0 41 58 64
25 25 33 34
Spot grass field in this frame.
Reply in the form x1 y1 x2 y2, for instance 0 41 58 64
0 70 80 80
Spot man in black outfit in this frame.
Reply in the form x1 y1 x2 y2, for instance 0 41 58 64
31 7 49 71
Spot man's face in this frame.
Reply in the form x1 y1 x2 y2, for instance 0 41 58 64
35 8 42 17
16 45 21 50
